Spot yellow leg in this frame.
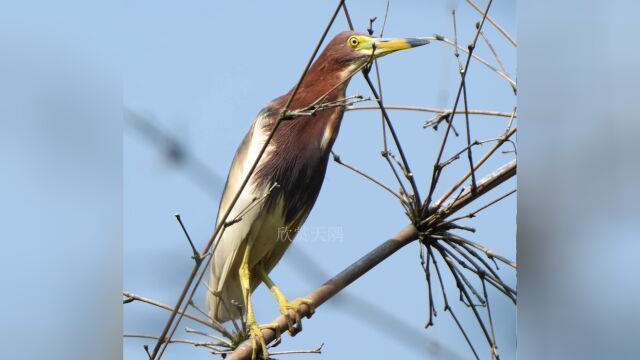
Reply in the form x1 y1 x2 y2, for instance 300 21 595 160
257 266 315 336
239 242 280 360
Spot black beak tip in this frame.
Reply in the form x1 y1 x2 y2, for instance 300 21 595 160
408 38 430 47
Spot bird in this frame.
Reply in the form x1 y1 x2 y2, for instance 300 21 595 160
206 30 429 358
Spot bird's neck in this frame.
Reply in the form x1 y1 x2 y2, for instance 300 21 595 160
260 63 358 157
285 62 357 110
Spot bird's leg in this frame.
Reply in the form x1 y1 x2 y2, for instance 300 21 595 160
257 266 315 336
239 242 280 360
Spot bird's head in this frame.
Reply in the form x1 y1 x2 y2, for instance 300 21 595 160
317 31 430 78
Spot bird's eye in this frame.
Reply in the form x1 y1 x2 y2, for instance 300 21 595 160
348 36 360 48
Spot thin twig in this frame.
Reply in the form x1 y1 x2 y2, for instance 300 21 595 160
438 239 516 301
433 127 516 210
437 243 486 305
362 73 422 214
479 29 515 94
424 0 495 211
185 327 232 347
482 279 499 359
286 94 371 117
429 244 480 360
365 15 410 203
435 244 499 359
122 291 233 339
174 214 200 262
380 0 390 36
340 2 353 30
451 10 478 193
124 333 225 350
266 343 324 356
346 105 516 118
445 232 516 270
345 6 422 214
464 0 517 46
443 189 516 223
331 151 404 202
431 35 516 88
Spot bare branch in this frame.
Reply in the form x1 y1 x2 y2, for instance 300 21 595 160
361 73 423 214
464 0 517 46
451 10 479 193
331 151 404 202
346 105 516 119
479 29 516 94
174 214 200 262
441 159 516 217
424 0 495 210
429 245 480 360
444 189 516 223
124 333 225 350
433 127 517 210
122 292 232 339
445 232 516 270
431 35 516 88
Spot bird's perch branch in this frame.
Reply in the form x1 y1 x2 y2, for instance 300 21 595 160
225 225 419 360
226 160 516 360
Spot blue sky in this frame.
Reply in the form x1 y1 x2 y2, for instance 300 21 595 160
124 1 516 359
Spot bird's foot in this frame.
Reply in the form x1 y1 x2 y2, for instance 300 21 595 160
279 297 315 336
246 320 280 360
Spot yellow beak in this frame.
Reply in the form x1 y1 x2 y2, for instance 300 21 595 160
370 37 430 57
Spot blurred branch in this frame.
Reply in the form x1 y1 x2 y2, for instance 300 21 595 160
125 109 225 196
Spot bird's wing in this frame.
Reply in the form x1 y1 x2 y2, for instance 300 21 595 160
206 112 273 321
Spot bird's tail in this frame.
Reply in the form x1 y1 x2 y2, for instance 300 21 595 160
206 267 244 323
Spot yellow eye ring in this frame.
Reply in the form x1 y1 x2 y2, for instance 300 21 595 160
348 36 360 48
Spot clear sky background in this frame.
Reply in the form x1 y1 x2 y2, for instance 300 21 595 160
124 1 516 359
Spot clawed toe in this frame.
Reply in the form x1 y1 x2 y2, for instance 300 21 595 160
247 321 280 360
279 297 315 335
289 297 315 317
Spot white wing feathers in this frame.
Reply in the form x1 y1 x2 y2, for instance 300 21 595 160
206 115 275 322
